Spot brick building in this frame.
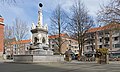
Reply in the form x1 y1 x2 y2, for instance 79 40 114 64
0 15 4 56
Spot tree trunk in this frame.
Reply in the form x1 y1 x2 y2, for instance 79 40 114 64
58 11 61 54
109 30 112 50
95 32 98 49
102 31 105 48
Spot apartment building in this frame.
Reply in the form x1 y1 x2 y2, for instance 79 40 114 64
49 33 79 55
84 22 120 57
5 33 79 57
5 39 31 57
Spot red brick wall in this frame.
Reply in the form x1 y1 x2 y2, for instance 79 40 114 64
0 17 4 53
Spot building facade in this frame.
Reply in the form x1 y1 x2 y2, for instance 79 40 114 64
5 39 31 58
84 22 120 57
49 33 79 55
0 15 4 56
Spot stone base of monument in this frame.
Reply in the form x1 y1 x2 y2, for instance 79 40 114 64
14 55 33 63
0 52 3 57
33 55 64 62
13 55 64 63
32 49 53 56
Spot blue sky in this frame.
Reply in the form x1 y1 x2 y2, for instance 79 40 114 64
0 0 109 28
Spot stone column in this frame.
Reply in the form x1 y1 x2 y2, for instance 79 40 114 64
95 32 98 62
37 3 43 28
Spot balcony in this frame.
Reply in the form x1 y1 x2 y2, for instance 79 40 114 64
112 32 120 37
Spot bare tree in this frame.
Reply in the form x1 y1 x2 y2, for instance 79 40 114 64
4 18 29 54
13 18 29 41
50 4 68 54
0 0 16 3
97 0 120 24
4 25 15 54
12 18 29 54
0 0 24 5
97 1 120 63
67 0 94 57
4 25 14 40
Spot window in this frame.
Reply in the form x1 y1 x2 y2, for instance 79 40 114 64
75 42 77 44
105 32 109 35
69 44 71 46
71 46 73 48
87 41 90 44
69 40 71 43
99 45 102 48
75 46 78 48
75 50 77 52
114 37 118 41
105 37 109 41
115 44 120 48
87 46 89 50
99 38 102 42
104 44 109 47
52 45 54 47
87 46 91 50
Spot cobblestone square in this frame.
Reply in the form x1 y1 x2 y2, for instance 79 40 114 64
0 61 120 72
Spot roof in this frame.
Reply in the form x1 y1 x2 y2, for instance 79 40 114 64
48 33 68 39
62 37 78 42
87 22 120 33
11 39 31 44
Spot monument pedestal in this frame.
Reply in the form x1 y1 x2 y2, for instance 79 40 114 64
0 52 3 59
32 49 53 56
33 55 64 62
13 55 64 63
14 47 64 63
